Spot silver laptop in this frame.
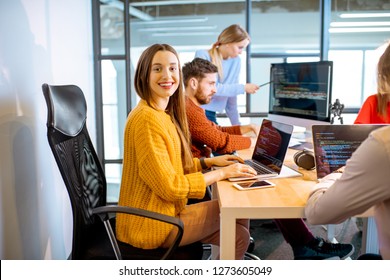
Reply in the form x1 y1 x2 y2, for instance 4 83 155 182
228 119 295 181
312 124 387 180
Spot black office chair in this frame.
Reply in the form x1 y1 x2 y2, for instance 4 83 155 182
42 83 203 260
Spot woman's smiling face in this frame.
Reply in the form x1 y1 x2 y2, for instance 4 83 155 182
149 50 180 108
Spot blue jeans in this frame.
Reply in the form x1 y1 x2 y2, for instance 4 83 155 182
162 200 250 260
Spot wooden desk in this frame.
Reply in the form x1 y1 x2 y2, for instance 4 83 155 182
216 148 378 260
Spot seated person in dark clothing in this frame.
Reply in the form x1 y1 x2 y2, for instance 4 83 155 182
182 57 355 260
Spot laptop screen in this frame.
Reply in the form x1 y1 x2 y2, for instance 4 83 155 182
312 124 387 179
252 119 294 173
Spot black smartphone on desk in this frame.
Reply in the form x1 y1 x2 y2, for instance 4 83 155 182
232 180 275 191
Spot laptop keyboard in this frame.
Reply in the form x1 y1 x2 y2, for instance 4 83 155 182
244 160 274 175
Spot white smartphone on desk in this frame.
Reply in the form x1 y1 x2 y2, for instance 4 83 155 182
232 180 275 191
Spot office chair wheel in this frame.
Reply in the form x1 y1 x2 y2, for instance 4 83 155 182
244 252 261 260
202 244 260 260
247 236 255 253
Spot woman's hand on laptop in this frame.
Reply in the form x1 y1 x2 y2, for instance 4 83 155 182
220 163 257 179
204 163 257 184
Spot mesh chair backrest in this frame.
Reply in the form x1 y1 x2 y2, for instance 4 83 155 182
42 84 107 258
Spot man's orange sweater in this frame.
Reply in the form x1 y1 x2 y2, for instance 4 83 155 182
186 97 251 158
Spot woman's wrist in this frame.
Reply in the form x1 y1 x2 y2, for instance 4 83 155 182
218 168 225 181
200 157 210 170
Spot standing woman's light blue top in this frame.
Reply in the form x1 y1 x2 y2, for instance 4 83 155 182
195 49 245 125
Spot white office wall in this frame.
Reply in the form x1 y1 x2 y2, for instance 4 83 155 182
0 0 94 259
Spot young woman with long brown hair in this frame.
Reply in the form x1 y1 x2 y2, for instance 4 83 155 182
116 43 257 259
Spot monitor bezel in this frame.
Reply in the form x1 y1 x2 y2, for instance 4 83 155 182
268 60 333 123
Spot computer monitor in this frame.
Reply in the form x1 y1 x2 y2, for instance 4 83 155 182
268 61 333 132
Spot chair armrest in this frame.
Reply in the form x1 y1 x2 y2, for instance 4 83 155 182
92 205 183 260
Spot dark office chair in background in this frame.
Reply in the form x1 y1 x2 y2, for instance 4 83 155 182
42 83 203 260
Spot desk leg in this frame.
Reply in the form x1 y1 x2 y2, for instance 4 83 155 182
209 183 219 260
220 211 236 260
210 245 218 260
362 217 379 254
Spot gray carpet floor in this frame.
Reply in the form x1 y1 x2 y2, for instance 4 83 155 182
248 218 362 260
201 218 362 260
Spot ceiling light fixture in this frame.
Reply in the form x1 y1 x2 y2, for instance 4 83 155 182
285 50 320 54
131 0 245 7
330 21 390 27
151 31 218 37
329 27 390 33
339 13 390 18
138 25 217 32
131 17 209 25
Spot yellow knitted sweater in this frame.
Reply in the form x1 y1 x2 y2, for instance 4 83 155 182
116 100 206 249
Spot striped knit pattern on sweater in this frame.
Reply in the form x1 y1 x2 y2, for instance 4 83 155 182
185 97 251 158
116 99 206 249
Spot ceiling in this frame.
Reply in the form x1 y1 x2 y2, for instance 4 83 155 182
115 0 390 20
99 0 390 48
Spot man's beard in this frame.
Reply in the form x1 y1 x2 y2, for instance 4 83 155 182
195 87 211 105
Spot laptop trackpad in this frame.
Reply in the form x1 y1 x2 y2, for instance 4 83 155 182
227 165 302 182
278 165 302 178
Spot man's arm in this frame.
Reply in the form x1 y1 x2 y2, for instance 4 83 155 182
239 123 259 136
186 99 251 154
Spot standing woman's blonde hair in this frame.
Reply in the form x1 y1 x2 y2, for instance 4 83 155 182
376 42 390 119
134 44 194 173
209 24 250 79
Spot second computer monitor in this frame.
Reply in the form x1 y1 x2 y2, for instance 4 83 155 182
268 61 333 131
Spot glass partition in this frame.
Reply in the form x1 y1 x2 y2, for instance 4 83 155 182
250 0 321 54
329 1 390 109
101 59 126 160
105 163 122 203
94 0 390 202
100 1 125 55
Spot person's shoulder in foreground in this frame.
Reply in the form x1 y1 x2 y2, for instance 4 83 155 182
305 126 390 259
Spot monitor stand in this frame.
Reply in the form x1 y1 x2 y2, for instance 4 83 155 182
293 125 306 134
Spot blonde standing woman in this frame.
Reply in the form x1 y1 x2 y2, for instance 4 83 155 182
195 24 260 125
